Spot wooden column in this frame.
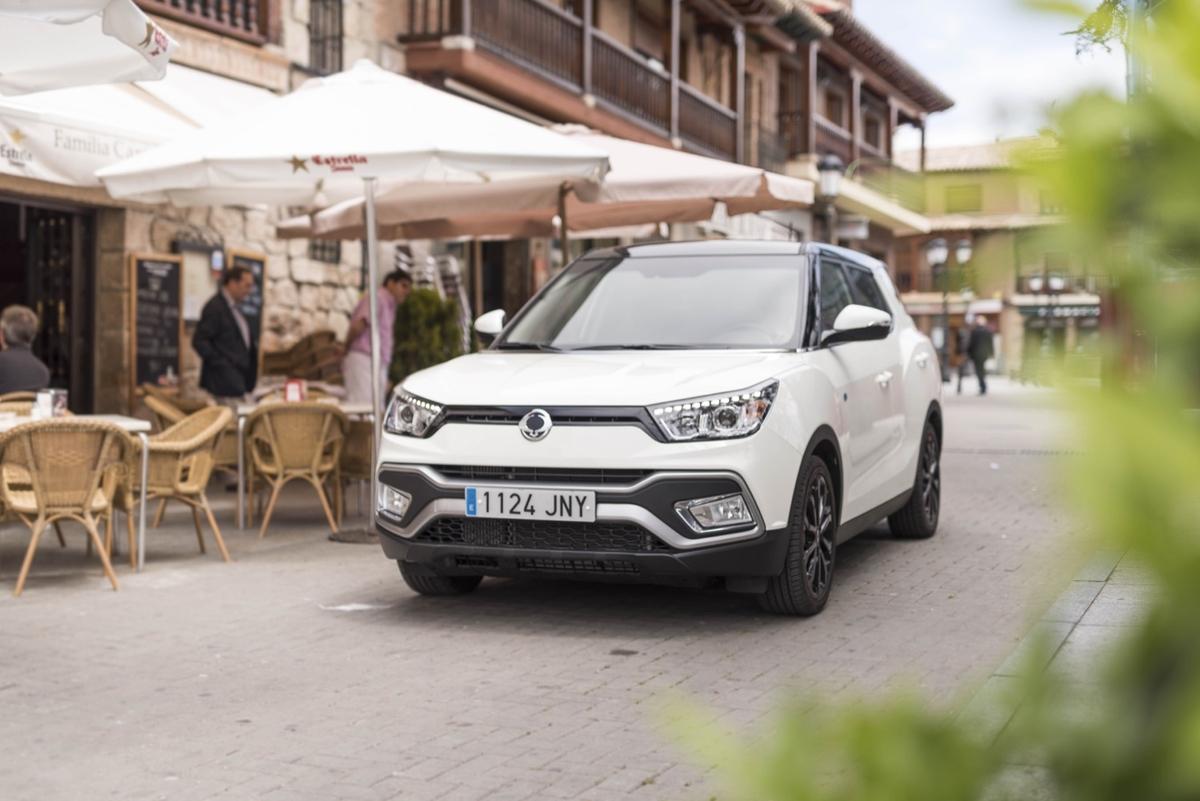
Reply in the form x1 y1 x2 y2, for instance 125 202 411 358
886 97 899 161
669 0 680 141
850 68 862 164
734 23 745 163
582 0 593 95
919 114 927 172
804 42 818 156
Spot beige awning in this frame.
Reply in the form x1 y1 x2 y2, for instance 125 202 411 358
279 125 814 240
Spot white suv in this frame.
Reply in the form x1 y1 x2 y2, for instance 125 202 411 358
375 241 942 616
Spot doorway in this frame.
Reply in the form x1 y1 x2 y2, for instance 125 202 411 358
0 199 95 411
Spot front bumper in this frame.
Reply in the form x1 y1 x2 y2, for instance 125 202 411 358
378 525 790 583
375 464 790 580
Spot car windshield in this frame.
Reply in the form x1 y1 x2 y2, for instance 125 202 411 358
498 255 806 350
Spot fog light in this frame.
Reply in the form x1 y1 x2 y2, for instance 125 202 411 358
377 484 411 521
674 493 753 533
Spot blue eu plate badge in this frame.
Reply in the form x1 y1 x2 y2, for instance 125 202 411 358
465 487 478 516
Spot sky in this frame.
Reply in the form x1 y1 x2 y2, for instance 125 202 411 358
853 0 1127 150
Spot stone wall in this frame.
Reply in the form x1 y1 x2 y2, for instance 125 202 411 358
113 203 364 406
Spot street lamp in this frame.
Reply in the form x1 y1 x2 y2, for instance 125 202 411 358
925 236 973 382
816 154 844 246
955 238 973 268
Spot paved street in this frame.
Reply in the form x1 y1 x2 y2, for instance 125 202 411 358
0 380 1083 801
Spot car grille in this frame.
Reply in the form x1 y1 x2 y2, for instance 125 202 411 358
431 465 651 486
516 557 639 574
416 517 672 552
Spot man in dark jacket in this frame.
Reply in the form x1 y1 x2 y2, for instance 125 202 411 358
966 315 995 396
0 305 50 394
193 266 257 402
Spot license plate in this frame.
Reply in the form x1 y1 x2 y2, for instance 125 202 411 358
465 486 596 522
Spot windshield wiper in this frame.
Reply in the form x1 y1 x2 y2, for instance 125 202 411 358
494 342 562 352
567 344 694 351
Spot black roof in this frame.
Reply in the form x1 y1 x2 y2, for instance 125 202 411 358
583 240 884 272
588 240 806 259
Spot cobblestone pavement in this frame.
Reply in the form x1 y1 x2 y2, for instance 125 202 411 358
0 380 1083 801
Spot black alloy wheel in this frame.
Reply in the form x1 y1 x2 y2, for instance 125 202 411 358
888 420 941 540
802 470 836 598
918 427 941 528
758 455 838 616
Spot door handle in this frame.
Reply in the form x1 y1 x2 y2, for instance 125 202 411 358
875 370 893 388
915 354 929 368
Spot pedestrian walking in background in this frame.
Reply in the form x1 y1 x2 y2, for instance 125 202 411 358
342 268 413 406
967 315 995 395
192 266 258 404
955 326 970 395
0 305 50 394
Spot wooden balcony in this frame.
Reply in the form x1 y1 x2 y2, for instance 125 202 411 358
851 158 924 213
747 124 787 173
398 0 738 160
592 30 669 133
813 115 853 165
679 83 736 159
139 0 267 44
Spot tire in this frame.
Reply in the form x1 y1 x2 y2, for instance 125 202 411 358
398 562 483 596
758 455 838 616
888 420 941 540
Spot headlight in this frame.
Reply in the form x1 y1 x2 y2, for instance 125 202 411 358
384 390 444 438
649 380 778 442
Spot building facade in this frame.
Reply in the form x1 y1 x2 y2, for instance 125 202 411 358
1 0 953 413
893 138 1103 380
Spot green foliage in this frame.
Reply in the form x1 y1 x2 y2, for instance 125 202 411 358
388 288 464 386
679 2 1200 799
1024 0 1128 54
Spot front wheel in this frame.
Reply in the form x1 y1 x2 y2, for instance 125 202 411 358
758 456 838 616
888 421 941 540
398 562 483 596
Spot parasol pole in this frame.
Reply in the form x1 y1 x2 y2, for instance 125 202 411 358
557 182 569 267
332 175 382 543
364 176 382 531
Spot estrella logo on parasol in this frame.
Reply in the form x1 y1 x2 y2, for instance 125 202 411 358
313 154 368 173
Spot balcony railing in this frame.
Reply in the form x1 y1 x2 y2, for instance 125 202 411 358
473 0 583 88
679 83 736 159
851 159 925 213
398 0 737 160
592 30 669 133
140 0 267 44
813 115 853 165
749 125 787 173
1016 274 1105 295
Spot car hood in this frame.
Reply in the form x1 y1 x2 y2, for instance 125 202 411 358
401 351 795 407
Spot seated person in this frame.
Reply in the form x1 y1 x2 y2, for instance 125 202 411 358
0 305 50 395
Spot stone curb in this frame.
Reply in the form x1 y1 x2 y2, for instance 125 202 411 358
956 548 1124 743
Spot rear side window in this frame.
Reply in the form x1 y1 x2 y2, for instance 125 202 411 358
819 260 854 331
844 265 889 313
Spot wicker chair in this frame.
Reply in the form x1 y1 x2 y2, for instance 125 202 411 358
122 406 234 564
0 420 135 596
0 401 33 415
0 391 36 403
144 393 238 484
141 384 209 415
143 394 188 432
246 402 347 537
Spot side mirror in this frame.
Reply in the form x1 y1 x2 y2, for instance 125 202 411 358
823 304 891 347
473 309 506 344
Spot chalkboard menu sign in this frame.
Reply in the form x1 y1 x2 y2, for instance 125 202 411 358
227 248 266 346
129 253 183 389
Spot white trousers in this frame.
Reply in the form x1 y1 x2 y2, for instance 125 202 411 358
342 351 385 406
